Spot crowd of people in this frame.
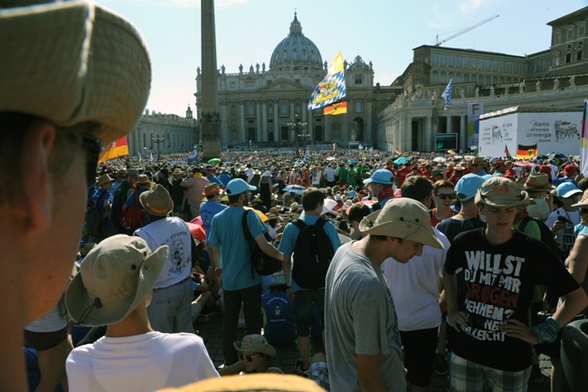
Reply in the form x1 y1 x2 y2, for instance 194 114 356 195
5 2 588 392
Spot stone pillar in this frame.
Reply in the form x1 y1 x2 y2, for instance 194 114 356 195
200 0 221 159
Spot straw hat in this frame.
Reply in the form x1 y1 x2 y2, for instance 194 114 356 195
233 334 276 357
475 177 530 208
524 173 554 192
97 173 114 186
136 174 150 186
359 198 443 249
0 1 151 145
65 235 168 326
139 184 174 217
203 183 221 196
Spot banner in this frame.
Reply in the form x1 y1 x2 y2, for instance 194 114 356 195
467 102 485 149
308 52 346 111
581 100 588 176
98 137 129 164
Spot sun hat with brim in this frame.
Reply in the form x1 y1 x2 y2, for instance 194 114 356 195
136 174 151 186
233 334 276 357
97 173 114 186
0 1 151 146
226 178 256 195
556 182 583 199
140 184 174 216
65 235 168 327
454 174 486 201
358 198 443 249
475 177 530 208
321 198 338 215
203 183 221 196
363 169 394 185
172 168 184 176
524 172 554 192
571 189 588 209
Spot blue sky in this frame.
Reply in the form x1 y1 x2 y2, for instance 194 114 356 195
103 0 588 116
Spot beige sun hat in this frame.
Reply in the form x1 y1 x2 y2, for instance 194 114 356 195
475 177 530 208
65 235 168 326
233 334 276 357
524 172 554 192
572 189 588 209
140 184 174 216
0 0 151 145
97 173 113 186
359 198 443 249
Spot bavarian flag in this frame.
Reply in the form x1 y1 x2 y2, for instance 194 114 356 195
99 137 129 163
515 143 538 159
308 52 346 111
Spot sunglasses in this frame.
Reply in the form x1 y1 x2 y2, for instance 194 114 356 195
83 134 102 186
435 193 456 200
238 353 262 362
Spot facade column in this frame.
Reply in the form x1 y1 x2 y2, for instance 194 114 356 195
256 102 262 141
460 115 467 152
426 116 433 152
366 101 373 145
273 102 279 141
262 101 267 141
239 103 246 142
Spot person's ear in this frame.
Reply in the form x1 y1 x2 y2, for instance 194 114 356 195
17 120 55 234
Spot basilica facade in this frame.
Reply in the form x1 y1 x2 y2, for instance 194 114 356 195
194 13 397 150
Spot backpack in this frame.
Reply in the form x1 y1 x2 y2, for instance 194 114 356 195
241 210 282 277
84 198 103 240
291 218 335 289
518 216 564 263
119 190 144 234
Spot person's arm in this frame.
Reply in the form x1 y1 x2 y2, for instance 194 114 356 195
217 360 245 376
443 269 467 331
209 244 222 288
567 234 588 285
357 353 386 392
254 232 284 261
283 254 293 299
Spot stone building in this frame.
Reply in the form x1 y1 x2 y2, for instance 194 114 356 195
194 13 397 149
126 106 199 157
378 6 588 153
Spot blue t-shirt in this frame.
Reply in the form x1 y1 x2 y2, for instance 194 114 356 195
208 207 266 290
199 201 227 237
261 290 296 346
278 215 340 292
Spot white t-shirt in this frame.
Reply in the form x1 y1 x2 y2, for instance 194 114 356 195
66 332 218 392
381 227 450 330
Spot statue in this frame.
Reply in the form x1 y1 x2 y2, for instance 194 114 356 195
535 80 541 92
475 87 480 98
239 64 243 73
490 86 495 96
519 80 525 94
256 63 260 73
369 61 373 70
249 65 254 73
504 86 509 96
553 77 559 90
262 62 266 72
351 129 357 141
431 89 438 101
459 88 465 99
197 66 201 76
221 64 225 74
569 75 576 88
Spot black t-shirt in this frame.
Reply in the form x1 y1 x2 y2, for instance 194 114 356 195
436 216 485 243
444 228 579 371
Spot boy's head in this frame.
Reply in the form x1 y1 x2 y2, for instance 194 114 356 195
65 235 168 326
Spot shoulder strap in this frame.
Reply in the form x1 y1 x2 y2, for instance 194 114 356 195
518 216 531 232
293 219 306 231
315 217 327 229
241 210 253 242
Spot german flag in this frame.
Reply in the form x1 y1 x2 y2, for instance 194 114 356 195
99 137 129 163
515 143 538 159
324 101 347 115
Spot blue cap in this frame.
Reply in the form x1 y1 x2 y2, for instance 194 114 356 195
455 173 486 201
363 169 394 185
556 182 582 199
226 178 256 195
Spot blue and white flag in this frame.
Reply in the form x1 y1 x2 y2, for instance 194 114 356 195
304 147 310 161
308 52 346 111
187 147 199 164
441 79 453 110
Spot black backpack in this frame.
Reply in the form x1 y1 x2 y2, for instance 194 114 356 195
292 218 335 289
518 216 564 263
241 210 282 278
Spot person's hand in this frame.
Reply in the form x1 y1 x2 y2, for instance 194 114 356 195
552 219 567 232
447 310 468 332
500 319 538 344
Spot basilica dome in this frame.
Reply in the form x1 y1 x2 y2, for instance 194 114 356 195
269 13 324 72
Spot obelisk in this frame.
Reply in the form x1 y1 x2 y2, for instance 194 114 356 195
199 0 221 160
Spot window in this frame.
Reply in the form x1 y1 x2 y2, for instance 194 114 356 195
579 26 585 37
267 104 273 116
555 33 561 45
577 50 583 61
567 29 574 41
247 103 255 117
280 103 289 117
355 75 363 84
566 53 572 63
554 55 560 66
355 101 362 113
230 81 236 89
